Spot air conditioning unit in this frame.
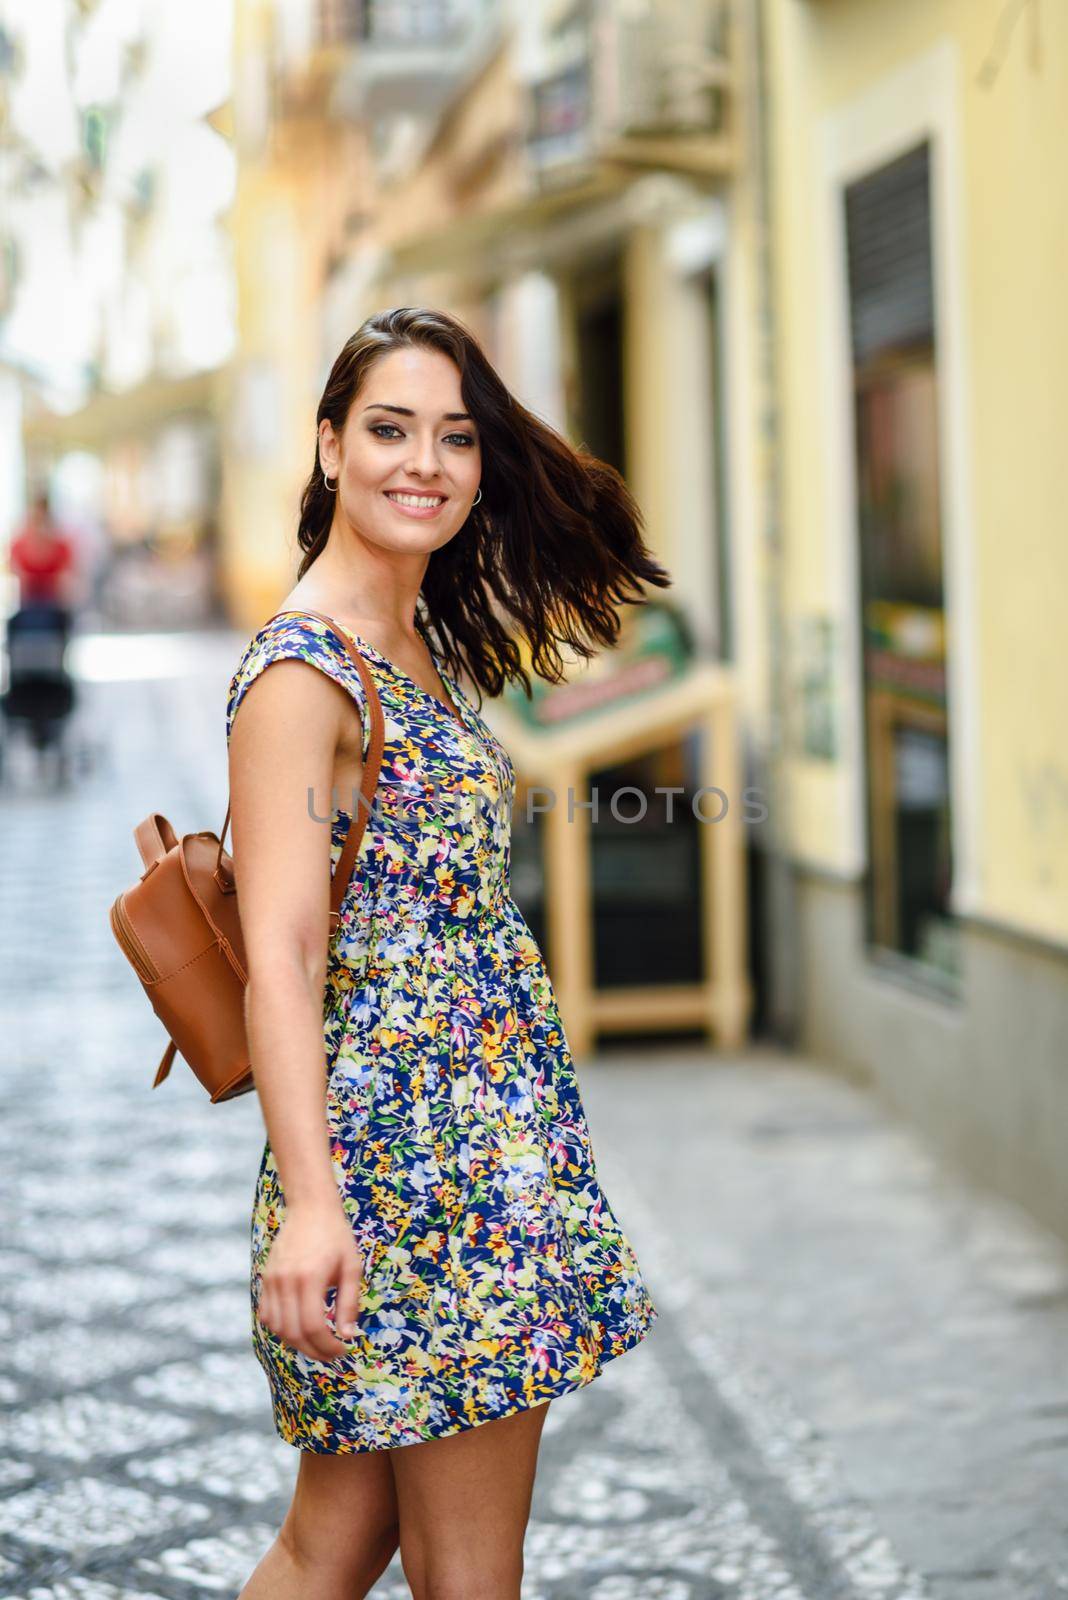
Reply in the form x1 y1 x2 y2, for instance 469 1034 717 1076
594 0 730 139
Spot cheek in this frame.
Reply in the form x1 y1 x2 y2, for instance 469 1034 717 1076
343 446 386 493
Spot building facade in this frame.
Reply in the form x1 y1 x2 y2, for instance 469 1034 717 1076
763 0 1068 1238
219 0 1068 1239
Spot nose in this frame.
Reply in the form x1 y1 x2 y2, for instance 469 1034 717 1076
406 431 444 479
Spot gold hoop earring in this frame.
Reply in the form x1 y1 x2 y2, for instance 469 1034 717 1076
323 473 338 493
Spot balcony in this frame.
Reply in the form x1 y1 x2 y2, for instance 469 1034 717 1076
327 0 503 124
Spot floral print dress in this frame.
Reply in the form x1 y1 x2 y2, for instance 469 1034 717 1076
225 609 657 1453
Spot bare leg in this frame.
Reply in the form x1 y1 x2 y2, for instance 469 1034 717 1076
392 1400 551 1600
237 1447 400 1600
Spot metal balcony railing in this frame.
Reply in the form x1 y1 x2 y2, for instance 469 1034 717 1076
317 0 461 48
327 0 501 123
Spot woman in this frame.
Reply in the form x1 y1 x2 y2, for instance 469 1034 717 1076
7 490 78 627
227 307 669 1599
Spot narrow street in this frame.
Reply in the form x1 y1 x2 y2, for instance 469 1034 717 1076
2 628 1066 1600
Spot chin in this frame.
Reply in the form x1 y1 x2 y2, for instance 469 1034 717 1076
368 523 458 555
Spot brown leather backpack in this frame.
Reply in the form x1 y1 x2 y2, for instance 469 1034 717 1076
107 608 385 1102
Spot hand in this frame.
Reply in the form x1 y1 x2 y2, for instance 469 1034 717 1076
256 1202 366 1363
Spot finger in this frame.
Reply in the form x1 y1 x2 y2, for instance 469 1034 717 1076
256 1279 276 1334
333 1255 365 1340
313 1275 356 1362
277 1281 304 1349
300 1277 349 1363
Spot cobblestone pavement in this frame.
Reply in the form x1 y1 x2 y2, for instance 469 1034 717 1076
2 627 1067 1600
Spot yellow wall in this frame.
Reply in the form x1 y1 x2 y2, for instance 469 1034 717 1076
221 2 377 630
766 0 1068 944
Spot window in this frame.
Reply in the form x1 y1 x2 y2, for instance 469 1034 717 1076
844 141 960 986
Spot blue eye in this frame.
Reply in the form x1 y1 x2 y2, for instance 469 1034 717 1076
370 423 476 447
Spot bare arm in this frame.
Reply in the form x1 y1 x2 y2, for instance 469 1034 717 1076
228 656 365 1360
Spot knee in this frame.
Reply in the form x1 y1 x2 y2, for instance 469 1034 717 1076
400 1544 522 1600
279 1509 400 1590
363 1517 402 1575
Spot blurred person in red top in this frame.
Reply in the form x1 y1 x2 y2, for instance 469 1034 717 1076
8 491 79 622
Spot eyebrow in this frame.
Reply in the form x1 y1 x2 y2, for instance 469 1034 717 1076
362 403 474 422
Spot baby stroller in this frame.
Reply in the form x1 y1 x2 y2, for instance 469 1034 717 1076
0 601 78 784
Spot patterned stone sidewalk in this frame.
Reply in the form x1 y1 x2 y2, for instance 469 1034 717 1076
1 626 1065 1599
0 992 934 1600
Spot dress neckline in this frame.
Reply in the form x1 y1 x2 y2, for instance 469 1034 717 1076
279 608 468 731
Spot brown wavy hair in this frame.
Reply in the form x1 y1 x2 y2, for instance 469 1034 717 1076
296 306 671 701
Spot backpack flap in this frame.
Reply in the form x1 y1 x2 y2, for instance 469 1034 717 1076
110 814 253 1099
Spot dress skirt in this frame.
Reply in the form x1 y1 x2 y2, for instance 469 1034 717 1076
226 611 658 1452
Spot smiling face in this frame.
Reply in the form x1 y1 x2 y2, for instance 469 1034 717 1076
318 344 482 560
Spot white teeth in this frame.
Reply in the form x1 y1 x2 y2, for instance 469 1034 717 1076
386 492 444 508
